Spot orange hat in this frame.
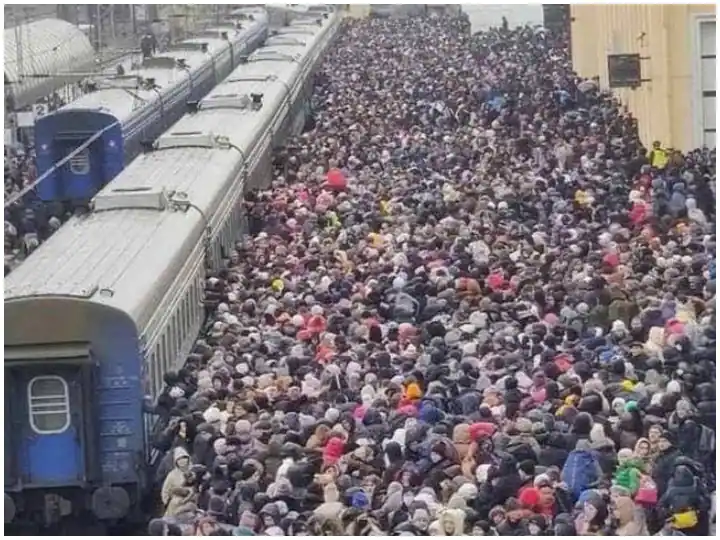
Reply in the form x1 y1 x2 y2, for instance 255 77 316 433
405 382 422 401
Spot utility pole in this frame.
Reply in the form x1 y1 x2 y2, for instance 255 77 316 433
87 5 97 50
109 5 116 44
97 5 103 51
15 10 24 89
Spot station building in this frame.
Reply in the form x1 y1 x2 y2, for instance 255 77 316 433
570 4 716 151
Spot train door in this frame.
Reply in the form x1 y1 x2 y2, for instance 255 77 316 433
55 136 106 201
17 369 86 486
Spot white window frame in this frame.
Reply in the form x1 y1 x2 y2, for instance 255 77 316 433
691 13 716 148
69 147 91 175
27 375 71 435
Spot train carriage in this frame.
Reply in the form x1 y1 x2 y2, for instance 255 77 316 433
34 8 269 204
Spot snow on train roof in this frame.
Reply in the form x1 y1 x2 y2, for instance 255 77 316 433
52 19 266 126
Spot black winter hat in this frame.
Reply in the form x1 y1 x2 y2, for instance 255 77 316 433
572 412 594 436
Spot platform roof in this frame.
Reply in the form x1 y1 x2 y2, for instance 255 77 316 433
5 18 96 110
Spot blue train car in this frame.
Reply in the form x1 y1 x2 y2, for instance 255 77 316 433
4 296 144 527
34 8 269 203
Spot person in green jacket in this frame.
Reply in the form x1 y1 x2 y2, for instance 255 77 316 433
612 447 645 495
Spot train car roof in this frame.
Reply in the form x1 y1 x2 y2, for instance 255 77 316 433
4 10 340 331
45 15 268 127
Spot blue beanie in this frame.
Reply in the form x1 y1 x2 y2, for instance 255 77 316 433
351 490 370 509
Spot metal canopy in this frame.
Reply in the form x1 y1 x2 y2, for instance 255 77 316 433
4 18 96 110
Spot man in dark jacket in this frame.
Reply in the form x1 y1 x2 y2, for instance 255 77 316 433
652 432 682 495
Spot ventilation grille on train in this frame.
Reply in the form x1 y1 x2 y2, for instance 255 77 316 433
200 93 253 111
249 51 301 63
93 186 170 212
155 131 218 150
266 37 307 46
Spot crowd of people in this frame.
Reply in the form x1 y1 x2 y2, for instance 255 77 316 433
4 144 71 274
146 15 716 536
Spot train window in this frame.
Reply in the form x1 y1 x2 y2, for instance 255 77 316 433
155 343 164 394
150 350 158 396
192 281 200 316
172 314 179 356
148 347 156 396
179 299 186 338
185 292 192 331
27 376 71 434
159 335 167 376
191 285 197 321
69 147 91 175
190 284 198 325
173 311 182 354
155 345 163 395
169 317 175 361
143 353 153 396
161 334 170 375
165 330 173 369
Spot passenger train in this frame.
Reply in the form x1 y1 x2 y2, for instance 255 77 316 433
4 7 340 529
34 7 269 204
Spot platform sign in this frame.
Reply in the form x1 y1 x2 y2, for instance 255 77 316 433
135 5 148 22
32 103 48 119
15 112 35 128
608 54 642 89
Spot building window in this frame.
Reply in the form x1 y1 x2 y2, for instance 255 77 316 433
699 20 716 148
27 376 71 434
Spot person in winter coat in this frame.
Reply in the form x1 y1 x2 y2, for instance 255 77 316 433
561 439 603 502
161 446 192 508
633 437 652 469
651 433 682 495
434 507 466 536
135 14 716 538
452 423 472 460
668 183 687 220
488 456 524 508
164 486 197 518
313 482 346 527
612 448 644 495
538 432 569 469
495 498 530 536
613 493 649 535
659 463 711 535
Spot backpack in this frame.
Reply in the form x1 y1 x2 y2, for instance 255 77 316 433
698 425 715 454
561 449 599 501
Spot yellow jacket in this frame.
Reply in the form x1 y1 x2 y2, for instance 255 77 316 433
649 148 669 169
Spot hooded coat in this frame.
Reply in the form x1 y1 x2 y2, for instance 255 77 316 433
161 447 192 507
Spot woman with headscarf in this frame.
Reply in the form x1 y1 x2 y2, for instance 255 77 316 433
613 493 649 535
